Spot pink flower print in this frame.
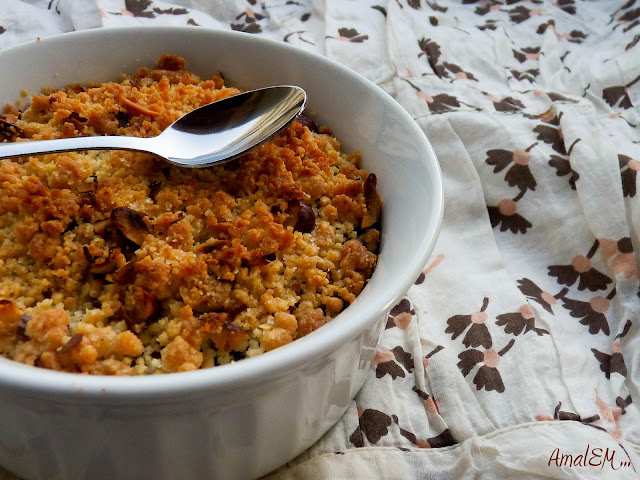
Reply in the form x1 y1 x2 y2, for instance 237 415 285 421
386 298 414 329
488 197 532 234
496 303 549 336
412 386 439 414
595 390 623 440
485 143 538 192
561 288 615 335
332 27 369 43
445 297 493 349
457 339 515 393
603 73 640 109
512 46 541 62
374 346 415 379
415 252 444 284
508 5 542 23
484 93 525 112
599 237 638 278
591 319 631 378
548 239 613 292
619 154 640 197
517 278 568 314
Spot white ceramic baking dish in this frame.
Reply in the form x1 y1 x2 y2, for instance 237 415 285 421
0 27 443 480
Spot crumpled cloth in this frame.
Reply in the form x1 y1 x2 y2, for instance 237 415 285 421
1 1 640 478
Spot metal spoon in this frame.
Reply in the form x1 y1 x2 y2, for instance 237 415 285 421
0 85 306 168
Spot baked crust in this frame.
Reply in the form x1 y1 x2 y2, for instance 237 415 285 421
0 55 381 374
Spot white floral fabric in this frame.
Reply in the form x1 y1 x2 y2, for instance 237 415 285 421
1 1 640 478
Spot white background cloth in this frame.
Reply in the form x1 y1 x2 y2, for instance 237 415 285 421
1 1 640 478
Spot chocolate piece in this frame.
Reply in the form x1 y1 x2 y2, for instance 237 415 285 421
289 199 315 233
58 334 83 354
361 173 382 229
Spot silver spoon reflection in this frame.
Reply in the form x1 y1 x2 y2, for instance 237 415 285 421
0 85 307 168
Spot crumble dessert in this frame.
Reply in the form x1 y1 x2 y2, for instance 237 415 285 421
0 54 381 375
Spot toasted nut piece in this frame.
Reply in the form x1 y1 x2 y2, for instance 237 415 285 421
112 261 136 284
110 207 149 246
195 239 230 254
123 286 160 333
119 97 161 119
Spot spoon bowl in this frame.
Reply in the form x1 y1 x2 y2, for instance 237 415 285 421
0 85 306 167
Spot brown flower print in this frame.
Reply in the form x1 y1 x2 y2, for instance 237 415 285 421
603 73 640 110
374 349 405 379
422 345 444 369
419 91 464 112
626 34 640 51
396 417 456 448
425 1 448 13
374 346 415 379
508 5 542 24
496 303 549 336
371 5 387 17
445 297 492 349
488 197 532 234
539 18 588 43
486 143 538 192
457 339 515 393
415 253 444 284
124 0 155 17
619 154 640 197
484 93 525 112
152 7 188 15
231 4 266 34
561 288 615 336
517 278 568 314
548 239 612 292
478 20 503 32
418 38 445 77
349 408 393 446
474 2 502 16
328 27 369 43
548 154 579 189
536 400 600 425
386 298 415 329
614 5 640 33
512 46 541 62
533 113 565 155
547 137 580 189
404 79 478 113
554 0 576 15
283 30 315 45
442 62 477 82
591 319 631 379
599 237 638 279
510 68 539 83
616 394 633 415
423 428 456 448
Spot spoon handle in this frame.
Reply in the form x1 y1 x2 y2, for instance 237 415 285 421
0 135 151 160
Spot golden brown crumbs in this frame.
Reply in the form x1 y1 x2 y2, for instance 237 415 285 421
0 54 381 375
